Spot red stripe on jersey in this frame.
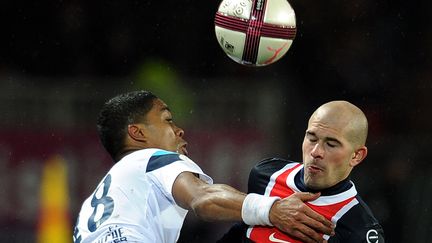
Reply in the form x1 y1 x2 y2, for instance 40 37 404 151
268 163 300 198
248 164 356 243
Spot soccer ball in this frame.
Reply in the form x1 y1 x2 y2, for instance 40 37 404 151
214 0 296 66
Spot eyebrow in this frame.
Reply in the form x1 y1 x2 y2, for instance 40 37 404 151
160 106 171 112
306 131 342 145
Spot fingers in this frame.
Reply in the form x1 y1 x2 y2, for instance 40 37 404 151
288 225 325 243
294 192 335 234
302 204 334 235
295 191 321 201
269 195 334 242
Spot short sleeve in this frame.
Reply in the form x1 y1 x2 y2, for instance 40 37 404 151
146 150 213 202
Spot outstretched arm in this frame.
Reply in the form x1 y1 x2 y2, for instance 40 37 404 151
173 171 245 221
173 171 334 243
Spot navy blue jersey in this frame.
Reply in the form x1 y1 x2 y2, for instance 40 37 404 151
218 158 385 243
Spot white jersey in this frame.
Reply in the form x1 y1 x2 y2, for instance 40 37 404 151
73 148 213 243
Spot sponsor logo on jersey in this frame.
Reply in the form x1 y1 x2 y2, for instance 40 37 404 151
269 232 292 243
94 226 128 243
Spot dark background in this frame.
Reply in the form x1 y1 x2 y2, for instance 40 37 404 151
1 0 431 242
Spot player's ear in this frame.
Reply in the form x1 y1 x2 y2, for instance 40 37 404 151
350 146 368 167
127 124 147 142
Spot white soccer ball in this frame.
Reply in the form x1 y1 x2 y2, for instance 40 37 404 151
214 0 296 66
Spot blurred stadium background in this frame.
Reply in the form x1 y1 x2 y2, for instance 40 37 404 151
1 0 431 242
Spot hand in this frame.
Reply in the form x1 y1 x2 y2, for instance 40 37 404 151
269 192 335 243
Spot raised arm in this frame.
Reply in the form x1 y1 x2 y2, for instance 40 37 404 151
172 171 334 243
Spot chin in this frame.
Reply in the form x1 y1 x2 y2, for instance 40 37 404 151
304 179 323 191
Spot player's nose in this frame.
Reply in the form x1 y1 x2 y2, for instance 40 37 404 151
310 143 324 158
175 126 184 137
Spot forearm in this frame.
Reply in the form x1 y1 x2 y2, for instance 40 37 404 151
173 172 277 225
190 183 246 221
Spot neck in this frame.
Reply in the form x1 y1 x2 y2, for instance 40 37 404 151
296 168 352 196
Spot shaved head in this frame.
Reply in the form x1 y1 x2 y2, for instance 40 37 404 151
309 101 368 148
302 100 369 189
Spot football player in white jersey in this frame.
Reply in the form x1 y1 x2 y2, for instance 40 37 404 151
73 90 334 243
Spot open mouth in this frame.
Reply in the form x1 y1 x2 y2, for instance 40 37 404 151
307 165 323 174
177 143 188 156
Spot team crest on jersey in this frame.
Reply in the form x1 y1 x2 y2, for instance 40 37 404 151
366 229 379 243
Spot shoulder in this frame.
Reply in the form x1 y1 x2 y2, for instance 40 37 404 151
120 149 200 173
124 148 184 160
252 157 297 172
248 158 298 194
118 148 179 165
333 195 385 242
250 157 298 179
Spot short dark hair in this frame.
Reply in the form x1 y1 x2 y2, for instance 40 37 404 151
97 90 158 160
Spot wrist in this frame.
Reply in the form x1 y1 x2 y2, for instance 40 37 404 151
241 193 280 226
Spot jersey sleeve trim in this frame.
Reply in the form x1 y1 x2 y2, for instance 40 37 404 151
146 152 181 172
